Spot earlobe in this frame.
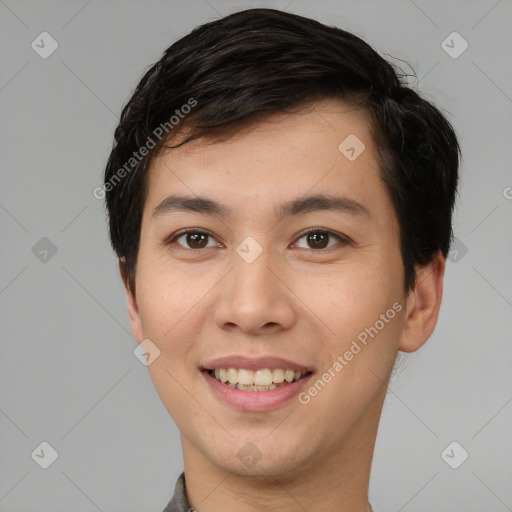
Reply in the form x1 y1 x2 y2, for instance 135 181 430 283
398 251 445 353
119 259 144 343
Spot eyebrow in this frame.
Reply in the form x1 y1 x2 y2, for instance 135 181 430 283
152 193 370 220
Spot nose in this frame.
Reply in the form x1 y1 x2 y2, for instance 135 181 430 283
213 246 297 336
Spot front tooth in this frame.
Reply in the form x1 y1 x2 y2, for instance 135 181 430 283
254 369 273 386
238 369 254 385
284 370 295 383
215 368 304 385
227 368 238 384
272 368 285 383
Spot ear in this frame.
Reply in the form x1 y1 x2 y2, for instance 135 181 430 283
119 259 144 343
398 250 445 353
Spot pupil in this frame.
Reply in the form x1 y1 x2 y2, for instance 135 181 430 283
308 232 328 249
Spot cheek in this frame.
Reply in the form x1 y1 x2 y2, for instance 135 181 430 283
134 260 220 369
300 293 404 434
136 245 190 326
135 266 188 348
298 260 402 340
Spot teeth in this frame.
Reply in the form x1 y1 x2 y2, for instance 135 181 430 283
230 383 278 391
227 368 238 384
254 369 272 386
209 367 306 387
272 369 284 383
238 368 254 385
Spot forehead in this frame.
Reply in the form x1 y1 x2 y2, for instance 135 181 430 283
162 98 374 161
143 98 389 222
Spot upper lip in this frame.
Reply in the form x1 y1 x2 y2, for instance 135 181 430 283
201 355 314 373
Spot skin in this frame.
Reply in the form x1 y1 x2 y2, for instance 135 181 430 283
121 98 445 512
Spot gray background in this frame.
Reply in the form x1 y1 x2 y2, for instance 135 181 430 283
1 0 511 510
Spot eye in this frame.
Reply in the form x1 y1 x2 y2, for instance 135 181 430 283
165 228 349 252
167 230 219 250
294 229 346 250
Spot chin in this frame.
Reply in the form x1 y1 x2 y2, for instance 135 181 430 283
205 440 311 481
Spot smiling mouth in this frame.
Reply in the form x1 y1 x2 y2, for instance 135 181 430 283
205 368 313 391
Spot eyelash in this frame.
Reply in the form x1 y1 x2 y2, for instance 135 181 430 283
165 228 350 252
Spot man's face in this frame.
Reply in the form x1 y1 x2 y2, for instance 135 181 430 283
125 99 410 477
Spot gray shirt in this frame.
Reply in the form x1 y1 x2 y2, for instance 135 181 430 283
162 472 375 511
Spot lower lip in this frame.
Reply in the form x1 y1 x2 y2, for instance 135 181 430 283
202 370 313 412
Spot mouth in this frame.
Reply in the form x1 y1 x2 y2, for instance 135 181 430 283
203 367 314 392
200 355 315 411
201 367 314 412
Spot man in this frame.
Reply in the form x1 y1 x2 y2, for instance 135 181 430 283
103 8 460 512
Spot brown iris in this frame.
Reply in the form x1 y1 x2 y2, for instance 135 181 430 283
306 231 329 249
186 232 209 249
